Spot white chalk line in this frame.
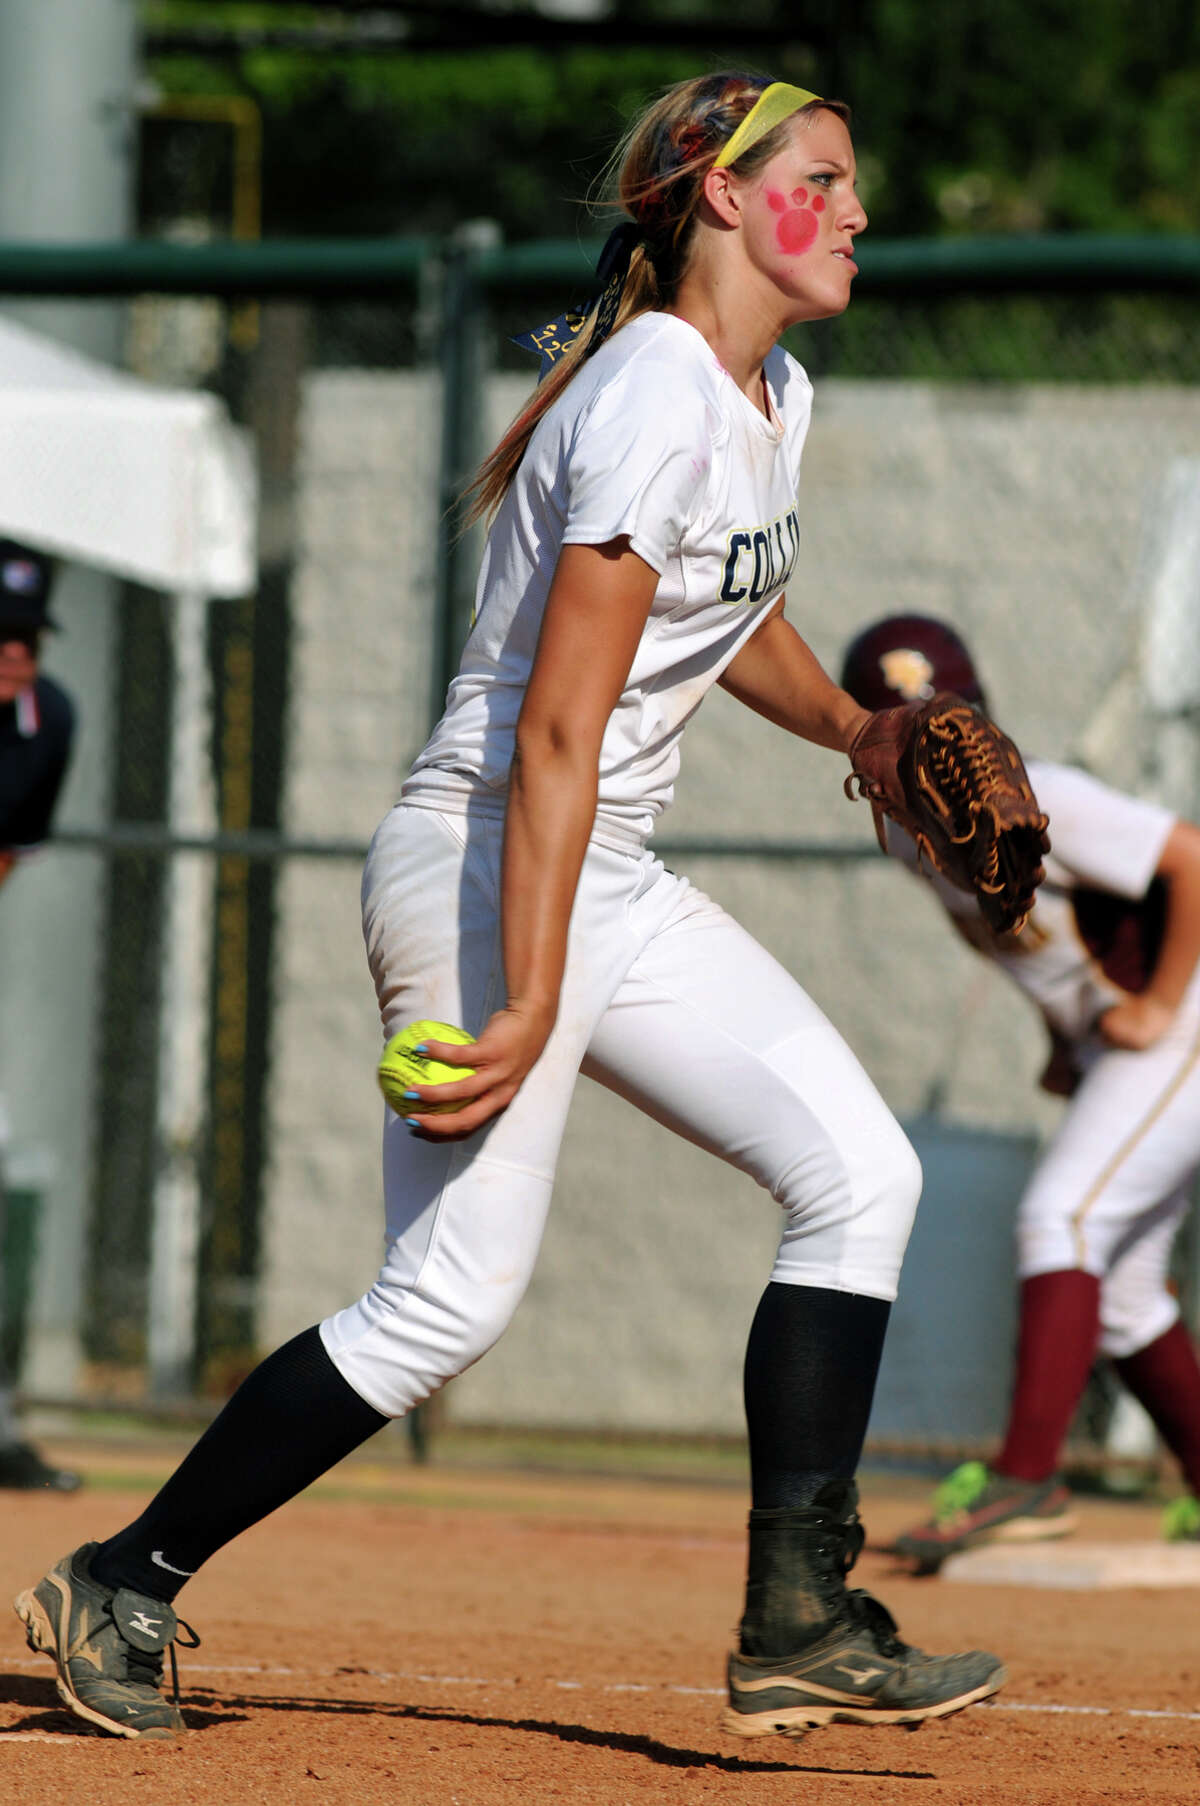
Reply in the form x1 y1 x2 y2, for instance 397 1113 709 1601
3 1659 1199 1745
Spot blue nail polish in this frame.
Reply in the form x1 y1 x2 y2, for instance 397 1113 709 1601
414 1043 429 1055
403 1090 420 1100
403 1117 420 1129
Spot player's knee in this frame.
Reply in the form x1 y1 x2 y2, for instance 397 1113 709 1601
840 1115 922 1227
453 1291 522 1370
871 1123 923 1255
887 1122 923 1204
774 1114 921 1287
852 1120 922 1284
1098 1292 1180 1361
327 1270 527 1418
398 1269 522 1374
779 1114 918 1212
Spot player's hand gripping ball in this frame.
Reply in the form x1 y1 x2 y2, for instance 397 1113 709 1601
377 1020 477 1115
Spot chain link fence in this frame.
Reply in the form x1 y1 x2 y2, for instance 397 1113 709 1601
1 236 1198 1457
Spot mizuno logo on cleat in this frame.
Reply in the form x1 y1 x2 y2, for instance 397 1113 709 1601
129 1612 163 1638
833 1662 888 1683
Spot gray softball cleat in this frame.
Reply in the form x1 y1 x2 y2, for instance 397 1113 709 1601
723 1591 1006 1739
14 1541 199 1738
722 1480 1006 1740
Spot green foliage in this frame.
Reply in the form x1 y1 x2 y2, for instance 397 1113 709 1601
139 1 1200 240
790 291 1200 382
844 0 1200 234
144 45 703 237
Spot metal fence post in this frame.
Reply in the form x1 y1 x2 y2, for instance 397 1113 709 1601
431 220 501 732
147 588 217 1399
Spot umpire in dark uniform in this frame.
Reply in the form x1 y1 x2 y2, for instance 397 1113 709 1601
0 539 81 1490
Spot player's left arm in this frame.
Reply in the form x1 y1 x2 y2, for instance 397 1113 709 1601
1100 820 1200 1051
718 602 869 754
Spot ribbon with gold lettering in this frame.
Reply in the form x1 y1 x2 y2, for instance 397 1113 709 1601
512 220 643 379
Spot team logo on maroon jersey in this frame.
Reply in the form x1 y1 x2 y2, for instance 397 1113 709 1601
878 648 936 701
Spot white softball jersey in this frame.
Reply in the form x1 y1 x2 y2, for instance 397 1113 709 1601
886 759 1178 1044
888 759 1200 1347
404 311 813 848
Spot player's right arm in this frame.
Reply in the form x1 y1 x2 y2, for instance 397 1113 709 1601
405 536 658 1139
0 849 14 888
1100 820 1200 1051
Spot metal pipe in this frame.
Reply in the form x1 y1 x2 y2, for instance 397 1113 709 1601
0 232 1191 298
52 822 877 864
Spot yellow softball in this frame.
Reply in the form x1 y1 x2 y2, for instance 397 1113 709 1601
377 1020 477 1115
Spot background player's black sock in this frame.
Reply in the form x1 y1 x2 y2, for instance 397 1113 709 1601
743 1281 891 1509
91 1326 388 1601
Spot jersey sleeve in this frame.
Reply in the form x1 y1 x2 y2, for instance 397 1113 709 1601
560 364 716 573
1029 760 1175 899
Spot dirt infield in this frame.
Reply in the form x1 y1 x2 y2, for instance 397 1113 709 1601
0 1439 1196 1804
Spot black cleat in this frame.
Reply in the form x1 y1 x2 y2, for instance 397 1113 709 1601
0 1440 82 1492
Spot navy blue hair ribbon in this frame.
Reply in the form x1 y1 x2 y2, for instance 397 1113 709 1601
511 220 643 380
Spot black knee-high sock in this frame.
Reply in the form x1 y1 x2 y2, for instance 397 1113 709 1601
92 1327 388 1600
744 1282 891 1509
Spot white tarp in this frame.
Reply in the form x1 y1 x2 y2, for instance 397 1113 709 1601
0 312 256 596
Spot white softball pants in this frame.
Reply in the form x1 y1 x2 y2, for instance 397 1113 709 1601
320 803 921 1418
1016 992 1200 1359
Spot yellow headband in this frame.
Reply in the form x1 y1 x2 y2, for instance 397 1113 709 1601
711 81 822 170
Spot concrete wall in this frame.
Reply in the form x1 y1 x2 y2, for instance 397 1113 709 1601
258 372 441 1346
258 369 1200 1436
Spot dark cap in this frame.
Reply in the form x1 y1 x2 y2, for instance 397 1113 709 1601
0 539 58 631
841 613 985 712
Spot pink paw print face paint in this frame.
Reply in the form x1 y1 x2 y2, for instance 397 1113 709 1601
767 186 825 255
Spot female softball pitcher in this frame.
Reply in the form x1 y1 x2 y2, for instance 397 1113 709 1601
841 614 1200 1570
16 75 1004 1741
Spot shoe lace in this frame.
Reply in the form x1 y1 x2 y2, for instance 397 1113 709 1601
113 1608 201 1705
932 1460 990 1526
840 1514 865 1576
845 1588 911 1660
166 1621 201 1706
803 1507 869 1621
